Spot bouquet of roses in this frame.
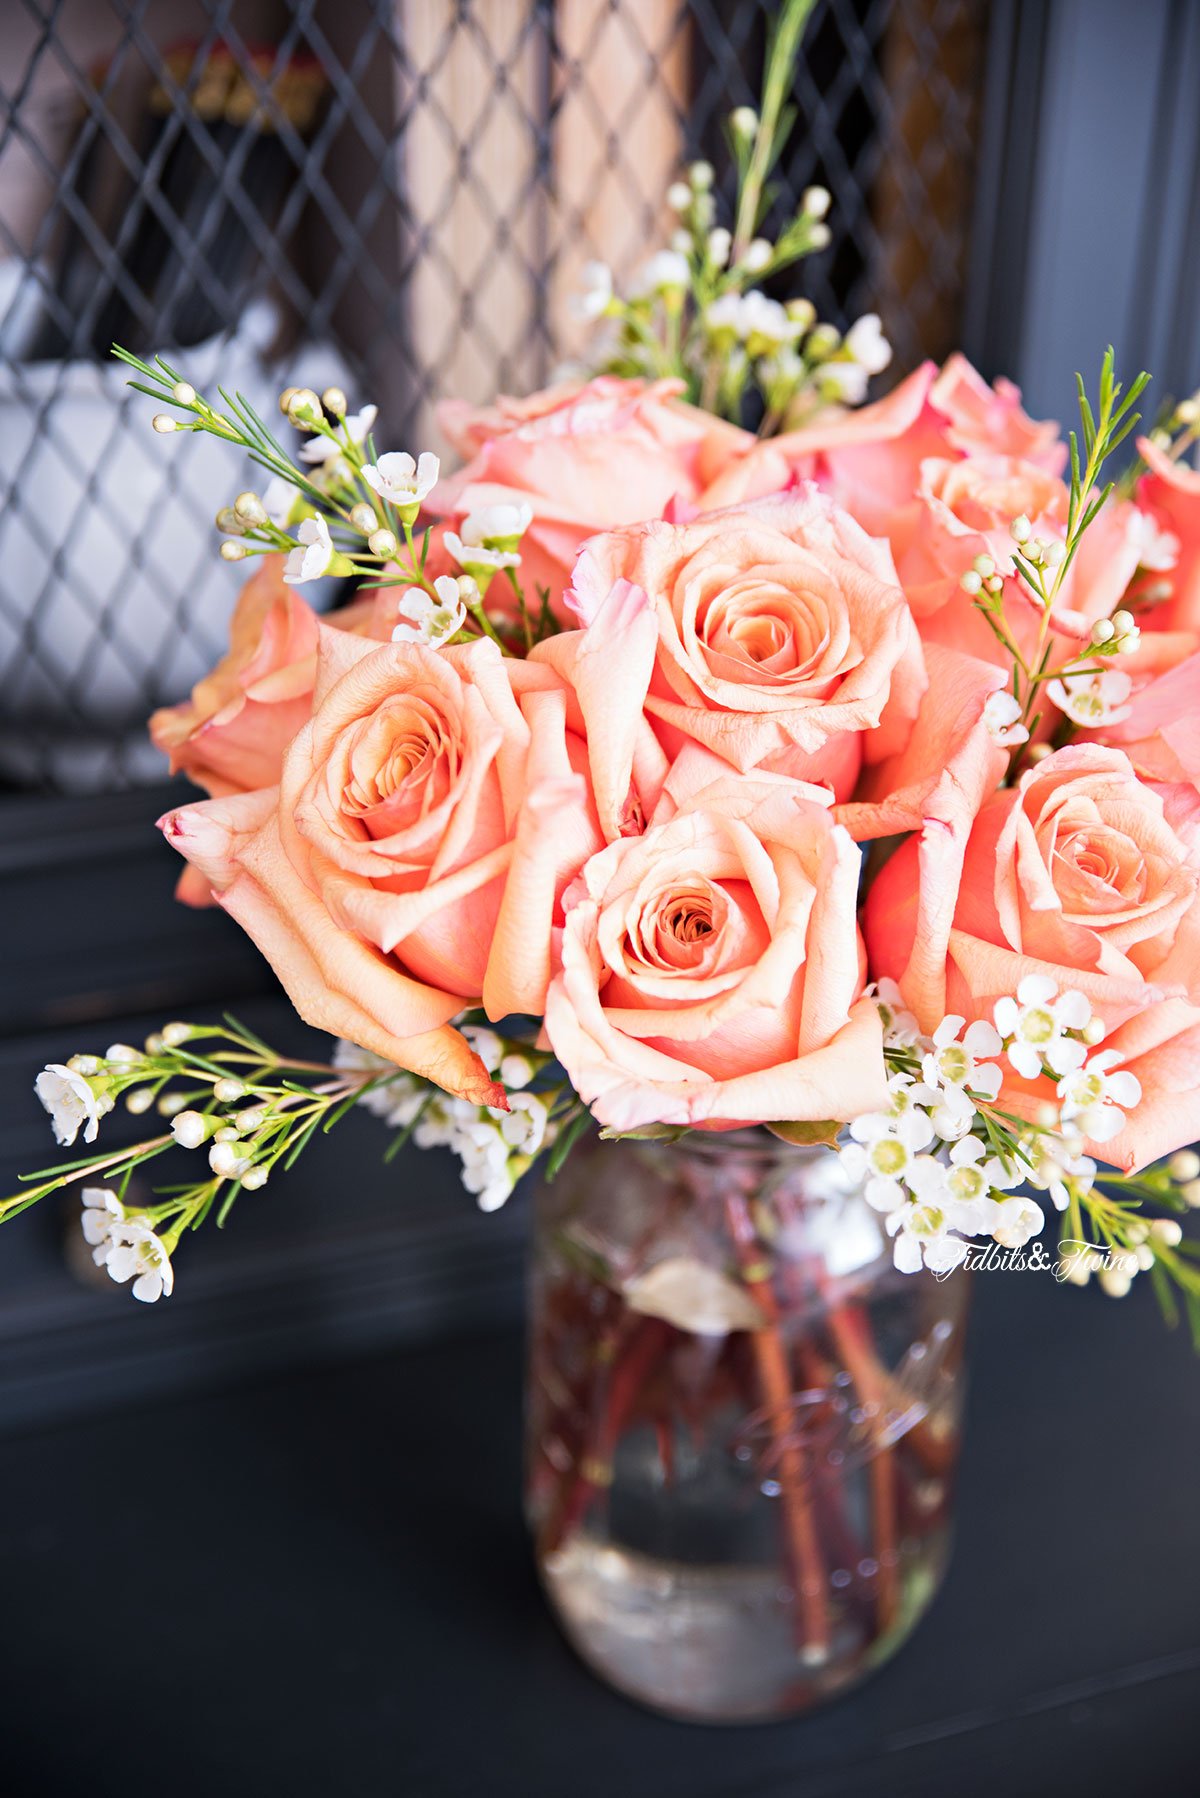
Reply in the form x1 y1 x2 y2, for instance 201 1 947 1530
10 13 1200 1341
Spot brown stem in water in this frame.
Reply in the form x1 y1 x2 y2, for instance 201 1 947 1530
826 1300 899 1635
538 1314 673 1558
725 1191 830 1661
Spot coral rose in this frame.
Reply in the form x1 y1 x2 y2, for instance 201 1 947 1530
865 744 1200 1167
428 375 753 614
556 490 926 801
544 775 888 1132
159 632 603 1101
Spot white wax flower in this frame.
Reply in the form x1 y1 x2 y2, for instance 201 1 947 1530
994 976 1090 1080
104 1220 175 1304
283 514 334 585
1045 669 1133 727
982 690 1029 747
35 1063 106 1146
80 1187 126 1266
391 577 467 649
572 261 613 321
633 249 690 295
844 313 892 375
361 450 440 512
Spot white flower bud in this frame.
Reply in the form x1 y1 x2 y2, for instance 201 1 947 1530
667 181 691 212
216 507 247 537
220 541 249 562
286 388 322 427
1091 618 1115 644
959 570 982 595
350 502 377 534
213 1126 239 1143
279 387 299 415
1043 539 1066 568
321 386 348 417
707 227 732 267
689 159 714 191
1010 514 1032 543
1098 1267 1132 1299
162 1022 191 1047
499 1053 534 1090
369 528 398 559
1081 1016 1106 1045
152 414 177 434
144 1033 164 1055
1150 1218 1183 1247
730 105 758 140
1135 1243 1156 1271
213 1077 247 1102
802 185 831 220
209 1140 251 1179
1175 398 1199 425
1169 1149 1200 1182
235 1107 268 1135
157 1092 189 1117
1027 743 1052 764
808 222 831 251
172 381 196 405
972 554 995 578
234 491 266 526
1111 609 1135 636
106 1043 140 1064
741 238 773 273
241 1165 269 1190
124 1087 155 1115
1181 1180 1200 1209
171 1110 212 1150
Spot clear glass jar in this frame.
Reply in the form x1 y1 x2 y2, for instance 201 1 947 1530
525 1131 970 1723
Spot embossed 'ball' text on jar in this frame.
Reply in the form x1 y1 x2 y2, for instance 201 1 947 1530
524 1130 970 1723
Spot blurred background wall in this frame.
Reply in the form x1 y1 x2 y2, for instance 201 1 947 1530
1 0 1197 1425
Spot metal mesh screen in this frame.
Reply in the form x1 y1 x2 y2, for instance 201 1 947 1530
0 0 988 793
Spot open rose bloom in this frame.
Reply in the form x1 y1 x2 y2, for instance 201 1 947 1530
134 329 1200 1293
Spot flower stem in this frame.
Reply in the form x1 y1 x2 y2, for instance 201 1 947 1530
724 1190 830 1662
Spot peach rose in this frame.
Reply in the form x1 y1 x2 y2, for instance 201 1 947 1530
865 744 1200 1167
428 376 753 614
150 559 395 800
150 560 322 800
896 452 1067 663
544 774 888 1132
699 356 1062 539
928 353 1063 470
1135 437 1200 631
1101 651 1200 787
890 456 1189 675
159 633 602 1100
555 491 925 801
698 363 950 541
